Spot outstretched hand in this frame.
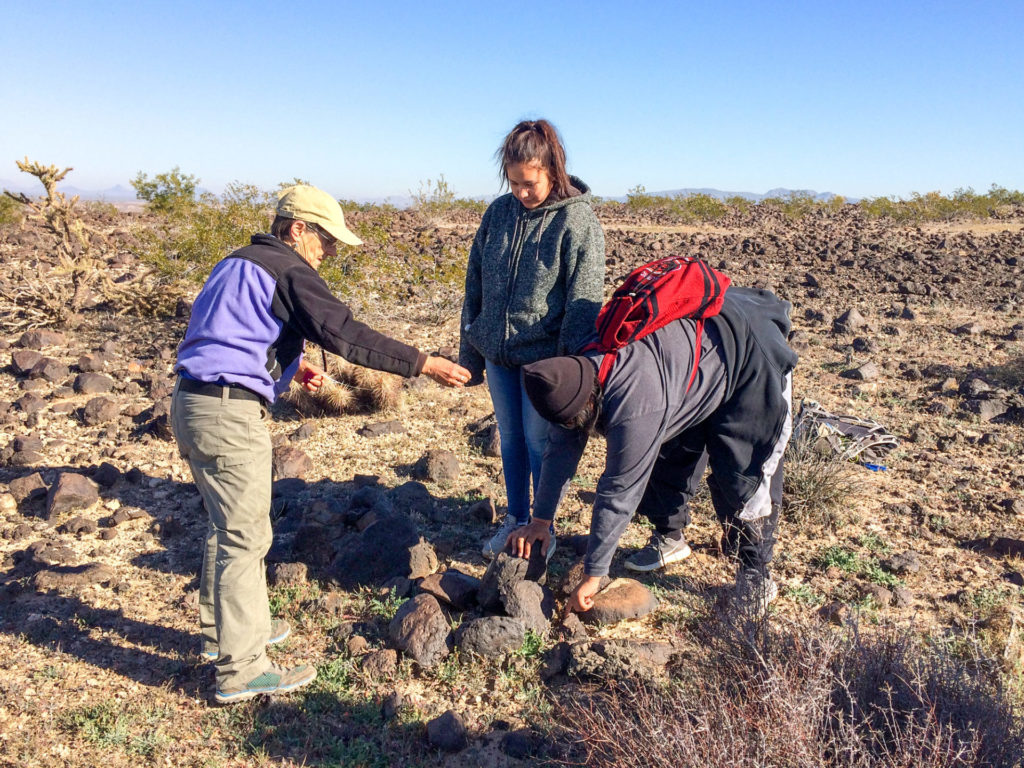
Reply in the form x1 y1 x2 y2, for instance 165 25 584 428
506 518 553 560
421 356 473 388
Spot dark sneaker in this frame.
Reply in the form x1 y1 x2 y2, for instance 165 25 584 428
624 532 691 572
201 618 291 661
732 568 779 616
214 662 316 704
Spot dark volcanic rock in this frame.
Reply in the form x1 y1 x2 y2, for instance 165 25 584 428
10 349 43 375
77 353 108 372
842 362 880 381
46 473 100 520
458 616 526 658
9 450 45 467
60 515 98 536
272 445 313 480
504 580 555 635
477 552 547 613
881 550 921 575
964 398 1009 423
331 512 430 588
15 393 46 415
419 569 481 610
357 419 406 438
18 329 66 349
74 372 114 395
418 449 460 484
567 638 678 681
289 422 316 442
12 435 43 452
30 358 69 383
833 308 868 334
388 593 450 668
582 578 659 624
468 497 498 524
501 729 543 760
361 649 399 679
9 473 47 505
33 563 117 591
82 397 120 425
426 710 467 753
268 562 308 586
92 462 121 487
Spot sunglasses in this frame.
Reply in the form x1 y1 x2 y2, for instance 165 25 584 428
307 223 338 248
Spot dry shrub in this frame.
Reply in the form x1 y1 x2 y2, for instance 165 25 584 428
284 352 403 416
783 431 866 527
549 614 1024 768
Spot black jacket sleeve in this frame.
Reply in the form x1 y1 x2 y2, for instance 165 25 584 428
280 264 426 377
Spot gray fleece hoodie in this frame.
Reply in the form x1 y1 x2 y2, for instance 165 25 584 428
459 176 605 381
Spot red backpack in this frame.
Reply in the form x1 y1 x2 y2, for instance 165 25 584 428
587 255 730 390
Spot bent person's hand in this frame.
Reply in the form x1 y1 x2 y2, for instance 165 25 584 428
421 356 472 387
507 518 552 560
295 360 326 393
569 575 603 613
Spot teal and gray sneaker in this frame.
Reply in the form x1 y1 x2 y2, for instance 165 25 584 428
201 619 291 661
624 532 691 572
214 662 316 705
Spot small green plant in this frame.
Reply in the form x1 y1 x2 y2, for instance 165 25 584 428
515 630 545 659
860 560 900 588
363 587 407 621
316 657 357 692
817 545 859 573
784 583 824 606
58 701 167 756
857 532 890 553
131 166 198 214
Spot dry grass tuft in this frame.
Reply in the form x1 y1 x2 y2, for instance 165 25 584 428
549 612 1024 768
783 431 866 527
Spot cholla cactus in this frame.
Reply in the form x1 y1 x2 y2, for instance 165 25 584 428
284 350 404 416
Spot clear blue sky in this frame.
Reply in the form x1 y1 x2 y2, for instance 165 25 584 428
2 1 1021 201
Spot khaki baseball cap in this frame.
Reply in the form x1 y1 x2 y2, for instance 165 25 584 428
276 184 363 246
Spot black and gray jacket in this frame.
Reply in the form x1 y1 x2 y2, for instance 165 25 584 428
176 234 425 403
532 287 799 576
459 177 605 381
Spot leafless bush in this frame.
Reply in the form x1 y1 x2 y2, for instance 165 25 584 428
549 613 1023 768
783 431 866 527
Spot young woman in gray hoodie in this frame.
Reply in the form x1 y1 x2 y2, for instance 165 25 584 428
459 119 606 559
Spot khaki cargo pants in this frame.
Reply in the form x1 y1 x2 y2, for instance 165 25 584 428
171 378 273 689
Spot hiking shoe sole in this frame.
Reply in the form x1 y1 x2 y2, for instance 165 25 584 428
624 541 691 572
214 664 316 705
201 619 291 661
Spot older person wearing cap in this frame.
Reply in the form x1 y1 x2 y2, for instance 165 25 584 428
506 287 797 616
172 184 471 704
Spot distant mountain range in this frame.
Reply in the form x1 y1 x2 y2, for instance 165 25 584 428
0 178 852 206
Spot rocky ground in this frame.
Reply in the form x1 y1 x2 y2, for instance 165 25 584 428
0 201 1022 766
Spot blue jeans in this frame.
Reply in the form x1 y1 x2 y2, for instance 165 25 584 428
486 360 550 525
